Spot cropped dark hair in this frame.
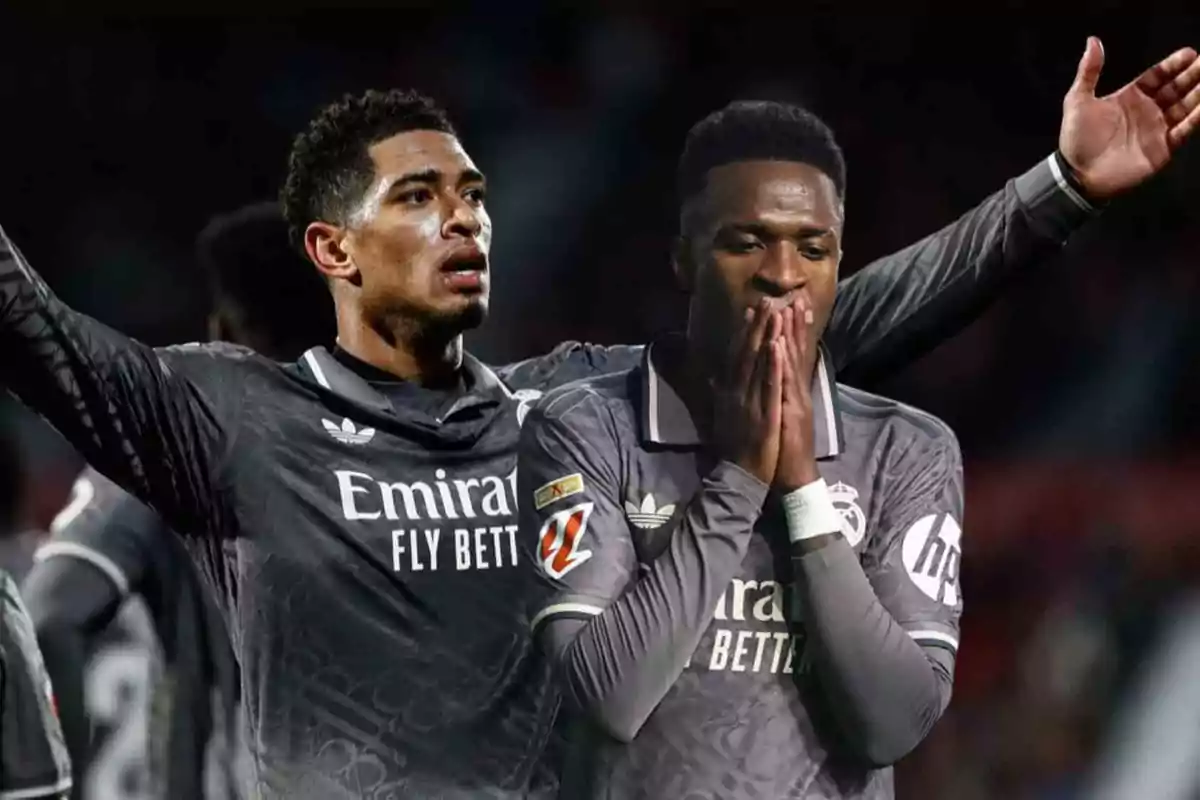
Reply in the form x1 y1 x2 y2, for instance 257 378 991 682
677 100 846 203
196 201 335 359
280 89 457 252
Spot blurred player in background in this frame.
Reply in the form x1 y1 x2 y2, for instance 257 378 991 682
0 427 71 799
21 202 333 800
0 38 1195 798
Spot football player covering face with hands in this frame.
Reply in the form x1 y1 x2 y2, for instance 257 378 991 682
519 104 970 799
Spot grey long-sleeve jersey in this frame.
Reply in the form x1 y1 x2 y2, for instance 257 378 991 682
517 343 964 800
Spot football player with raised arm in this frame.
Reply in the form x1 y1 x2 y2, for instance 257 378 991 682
22 202 330 800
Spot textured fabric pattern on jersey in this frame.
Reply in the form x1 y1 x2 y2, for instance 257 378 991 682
518 345 963 799
1 571 72 799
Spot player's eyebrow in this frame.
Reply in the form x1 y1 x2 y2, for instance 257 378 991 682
723 221 834 239
459 168 486 186
387 168 486 192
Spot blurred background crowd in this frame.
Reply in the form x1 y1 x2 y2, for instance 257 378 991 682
1 3 1198 798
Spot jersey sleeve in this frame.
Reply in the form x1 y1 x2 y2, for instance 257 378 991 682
498 342 645 392
0 574 72 800
0 227 245 536
517 388 636 627
36 468 165 598
866 431 965 654
826 155 1096 385
518 385 768 742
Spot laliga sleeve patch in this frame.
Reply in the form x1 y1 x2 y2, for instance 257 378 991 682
538 502 595 579
900 514 962 607
533 473 585 510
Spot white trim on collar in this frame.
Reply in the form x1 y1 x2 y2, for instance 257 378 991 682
816 356 841 457
646 353 662 443
302 348 331 389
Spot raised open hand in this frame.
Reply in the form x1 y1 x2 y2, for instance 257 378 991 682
1060 38 1200 200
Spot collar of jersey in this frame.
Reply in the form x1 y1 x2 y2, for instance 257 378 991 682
298 345 513 422
640 338 845 459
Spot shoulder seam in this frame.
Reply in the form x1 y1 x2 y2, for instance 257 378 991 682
837 385 957 443
34 542 131 596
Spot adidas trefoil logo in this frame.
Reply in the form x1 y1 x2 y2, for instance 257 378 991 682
624 493 676 530
322 418 375 445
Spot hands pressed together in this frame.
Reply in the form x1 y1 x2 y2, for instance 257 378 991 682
714 297 822 493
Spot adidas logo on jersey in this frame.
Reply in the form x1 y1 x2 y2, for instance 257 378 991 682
624 493 676 530
322 418 376 445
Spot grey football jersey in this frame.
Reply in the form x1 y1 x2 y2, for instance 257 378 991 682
519 344 963 799
1 571 72 799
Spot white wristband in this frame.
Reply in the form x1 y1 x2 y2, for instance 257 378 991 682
782 479 843 543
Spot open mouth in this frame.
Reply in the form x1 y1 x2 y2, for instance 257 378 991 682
440 247 488 275
440 246 488 293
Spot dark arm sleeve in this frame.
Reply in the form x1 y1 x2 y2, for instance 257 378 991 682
793 436 965 766
826 155 1095 384
518 388 766 743
0 227 244 535
0 574 72 800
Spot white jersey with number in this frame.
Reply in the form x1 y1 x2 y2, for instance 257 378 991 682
82 596 162 800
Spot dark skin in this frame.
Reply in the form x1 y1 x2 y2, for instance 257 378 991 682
674 159 844 552
303 130 491 385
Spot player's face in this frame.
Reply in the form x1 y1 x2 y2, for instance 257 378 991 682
678 160 842 371
344 130 492 332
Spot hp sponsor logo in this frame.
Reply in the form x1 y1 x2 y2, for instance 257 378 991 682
901 514 962 607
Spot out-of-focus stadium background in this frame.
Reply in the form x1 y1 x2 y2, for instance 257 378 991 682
1 4 1199 798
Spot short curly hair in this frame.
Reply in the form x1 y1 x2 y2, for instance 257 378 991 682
281 89 457 253
677 100 846 204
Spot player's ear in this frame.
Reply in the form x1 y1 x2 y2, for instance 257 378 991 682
305 221 358 283
672 235 697 295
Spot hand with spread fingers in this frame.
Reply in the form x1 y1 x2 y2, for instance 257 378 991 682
774 296 822 493
712 300 784 487
1060 38 1200 200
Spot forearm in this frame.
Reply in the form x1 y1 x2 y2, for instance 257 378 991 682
829 154 1095 385
0 227 228 527
543 462 766 743
793 538 953 766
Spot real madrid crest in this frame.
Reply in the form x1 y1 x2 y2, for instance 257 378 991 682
513 388 543 427
829 481 866 547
